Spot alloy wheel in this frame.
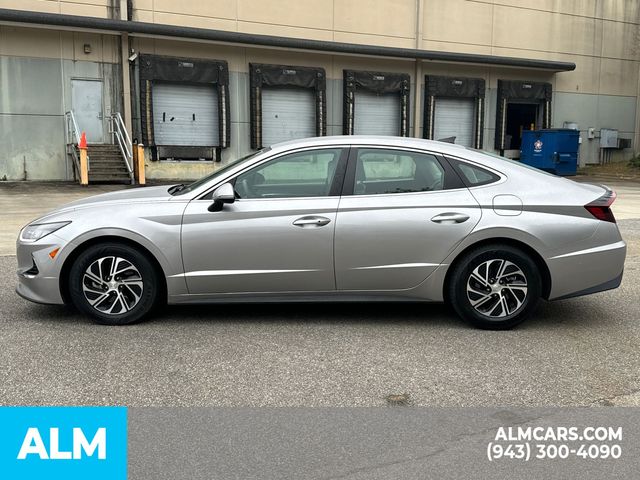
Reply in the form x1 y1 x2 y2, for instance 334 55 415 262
82 256 144 315
466 259 528 319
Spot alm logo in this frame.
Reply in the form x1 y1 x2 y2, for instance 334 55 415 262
533 139 543 152
17 427 106 460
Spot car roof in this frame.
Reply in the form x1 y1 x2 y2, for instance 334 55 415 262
269 135 469 155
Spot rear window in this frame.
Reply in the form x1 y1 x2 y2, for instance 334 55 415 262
448 158 500 187
354 149 446 195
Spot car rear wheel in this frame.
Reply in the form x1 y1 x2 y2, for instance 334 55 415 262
68 243 159 325
447 244 541 330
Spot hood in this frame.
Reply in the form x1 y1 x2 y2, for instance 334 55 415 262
59 185 173 210
31 185 175 224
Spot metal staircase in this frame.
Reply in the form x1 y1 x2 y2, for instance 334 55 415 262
65 111 135 185
84 144 132 183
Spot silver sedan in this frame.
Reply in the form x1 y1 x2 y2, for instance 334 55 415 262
16 136 626 329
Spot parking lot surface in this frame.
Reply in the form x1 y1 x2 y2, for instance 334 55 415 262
0 180 638 407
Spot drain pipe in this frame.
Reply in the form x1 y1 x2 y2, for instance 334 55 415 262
116 0 133 137
413 0 425 138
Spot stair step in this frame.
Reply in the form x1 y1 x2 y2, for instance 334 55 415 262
89 158 127 163
89 174 130 180
89 159 127 163
90 169 129 174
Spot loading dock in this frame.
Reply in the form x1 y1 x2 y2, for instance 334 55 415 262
495 80 552 156
138 54 230 161
151 83 219 149
343 70 410 137
250 64 326 149
423 75 485 149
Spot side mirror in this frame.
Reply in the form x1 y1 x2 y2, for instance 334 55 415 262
208 183 235 212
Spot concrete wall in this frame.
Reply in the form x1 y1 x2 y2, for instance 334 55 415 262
0 0 113 17
0 0 639 179
0 26 121 180
128 0 640 169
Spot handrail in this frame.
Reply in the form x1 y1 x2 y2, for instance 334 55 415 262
64 111 81 145
64 111 82 181
108 112 134 184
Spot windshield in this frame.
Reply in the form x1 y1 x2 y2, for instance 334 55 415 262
170 148 271 195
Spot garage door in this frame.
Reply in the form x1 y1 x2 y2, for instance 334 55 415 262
433 97 474 147
262 87 316 147
354 91 400 136
152 83 219 146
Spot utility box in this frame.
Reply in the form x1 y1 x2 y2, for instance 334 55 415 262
600 128 619 148
520 129 579 176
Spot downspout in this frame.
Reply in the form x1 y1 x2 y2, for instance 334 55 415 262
119 0 133 136
635 62 640 160
413 0 424 138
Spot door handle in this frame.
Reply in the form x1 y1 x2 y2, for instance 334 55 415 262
293 216 331 227
431 212 470 224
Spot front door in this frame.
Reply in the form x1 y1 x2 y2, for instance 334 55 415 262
181 147 348 295
71 79 104 143
335 147 481 291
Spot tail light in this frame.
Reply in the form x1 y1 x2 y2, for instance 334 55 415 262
585 188 617 223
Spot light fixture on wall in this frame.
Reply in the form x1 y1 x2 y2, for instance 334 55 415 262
83 44 91 54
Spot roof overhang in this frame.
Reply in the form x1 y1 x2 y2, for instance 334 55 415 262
0 8 576 72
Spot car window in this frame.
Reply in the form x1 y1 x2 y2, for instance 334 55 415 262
234 148 343 199
173 148 270 196
354 149 445 195
449 159 500 187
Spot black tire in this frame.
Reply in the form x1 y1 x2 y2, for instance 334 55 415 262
447 244 541 330
68 243 159 325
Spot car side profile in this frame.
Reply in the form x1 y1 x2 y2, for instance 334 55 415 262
16 136 626 329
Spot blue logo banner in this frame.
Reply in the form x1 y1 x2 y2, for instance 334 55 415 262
0 406 127 480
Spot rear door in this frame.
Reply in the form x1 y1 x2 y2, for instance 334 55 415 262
334 147 481 291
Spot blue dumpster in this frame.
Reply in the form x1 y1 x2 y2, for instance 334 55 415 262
520 129 579 176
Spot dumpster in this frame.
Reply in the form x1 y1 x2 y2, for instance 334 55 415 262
520 129 579 176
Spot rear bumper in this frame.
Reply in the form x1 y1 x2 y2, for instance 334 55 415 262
553 270 623 300
547 240 626 300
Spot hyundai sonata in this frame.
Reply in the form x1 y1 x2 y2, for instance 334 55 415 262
16 136 626 329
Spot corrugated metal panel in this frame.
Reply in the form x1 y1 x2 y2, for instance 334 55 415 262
262 87 316 146
152 83 219 146
434 97 475 147
354 91 400 136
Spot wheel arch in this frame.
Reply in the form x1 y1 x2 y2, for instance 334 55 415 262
443 237 552 302
59 235 168 305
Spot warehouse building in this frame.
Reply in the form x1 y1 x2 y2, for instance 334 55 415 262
0 1 639 181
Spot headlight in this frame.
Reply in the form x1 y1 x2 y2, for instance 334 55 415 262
20 221 71 242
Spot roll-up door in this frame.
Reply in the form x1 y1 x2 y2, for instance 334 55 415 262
433 98 475 147
152 83 219 146
261 87 316 146
354 91 401 136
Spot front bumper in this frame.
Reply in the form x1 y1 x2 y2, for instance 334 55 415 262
16 234 67 305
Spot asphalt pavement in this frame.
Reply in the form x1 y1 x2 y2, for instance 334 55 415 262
0 180 638 407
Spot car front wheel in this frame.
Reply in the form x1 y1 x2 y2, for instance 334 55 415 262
448 244 542 330
68 243 159 325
